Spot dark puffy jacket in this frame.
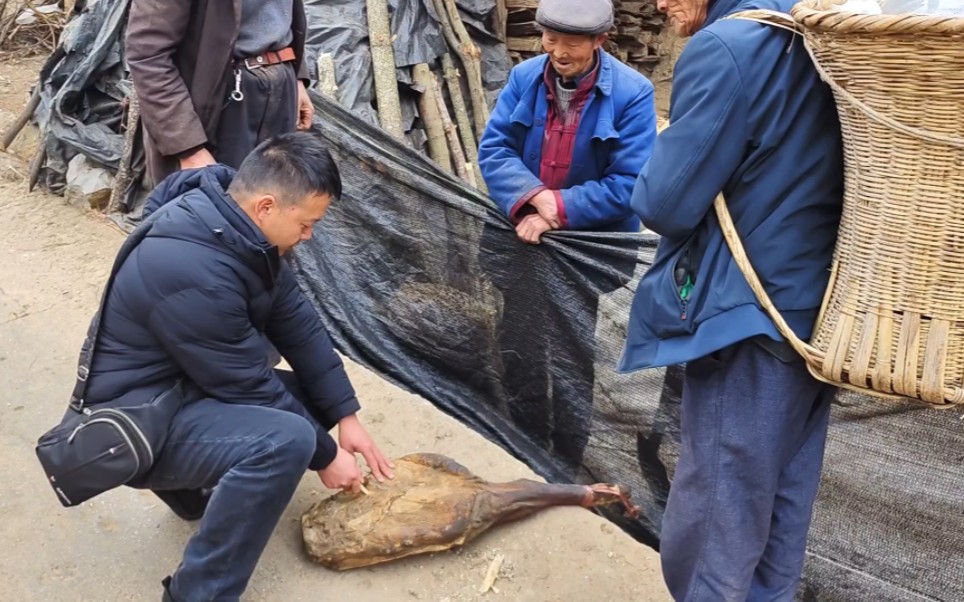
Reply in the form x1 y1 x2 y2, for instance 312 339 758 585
85 165 359 469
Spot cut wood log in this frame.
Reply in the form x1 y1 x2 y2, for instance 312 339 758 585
301 453 640 570
26 142 46 192
493 0 508 43
507 36 543 53
505 0 538 8
108 90 140 214
431 0 489 140
1 83 41 152
440 53 485 193
433 74 470 185
412 64 452 173
366 0 404 139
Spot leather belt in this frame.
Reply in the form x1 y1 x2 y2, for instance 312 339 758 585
237 46 296 70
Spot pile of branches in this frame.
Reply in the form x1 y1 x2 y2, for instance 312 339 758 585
0 0 68 53
357 0 502 193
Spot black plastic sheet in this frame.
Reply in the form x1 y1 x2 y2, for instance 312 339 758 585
34 0 138 199
294 91 964 602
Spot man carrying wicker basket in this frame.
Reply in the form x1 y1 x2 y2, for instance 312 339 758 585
618 0 845 599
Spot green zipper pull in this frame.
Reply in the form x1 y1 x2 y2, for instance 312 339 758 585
679 275 694 302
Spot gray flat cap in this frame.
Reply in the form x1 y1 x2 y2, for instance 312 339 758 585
536 0 614 36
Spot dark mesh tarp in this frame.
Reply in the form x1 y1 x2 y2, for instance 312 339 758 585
294 92 964 601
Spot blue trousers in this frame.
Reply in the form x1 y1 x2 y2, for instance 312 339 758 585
135 371 321 601
660 339 834 601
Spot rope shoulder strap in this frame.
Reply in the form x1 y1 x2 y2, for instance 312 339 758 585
724 9 964 149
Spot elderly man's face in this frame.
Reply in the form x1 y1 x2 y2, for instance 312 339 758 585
657 0 708 37
541 31 606 81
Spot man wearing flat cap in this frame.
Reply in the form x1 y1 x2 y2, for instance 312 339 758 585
476 0 656 477
479 0 657 243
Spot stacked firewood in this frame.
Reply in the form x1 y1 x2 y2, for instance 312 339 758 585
505 0 666 74
348 0 490 192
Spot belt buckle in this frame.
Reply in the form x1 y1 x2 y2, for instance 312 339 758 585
244 55 266 70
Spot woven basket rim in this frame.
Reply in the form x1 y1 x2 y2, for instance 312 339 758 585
792 0 964 34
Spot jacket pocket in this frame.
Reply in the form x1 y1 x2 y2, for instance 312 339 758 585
670 232 700 324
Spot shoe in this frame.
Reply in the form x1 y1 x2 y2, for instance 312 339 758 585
154 488 213 521
162 576 177 602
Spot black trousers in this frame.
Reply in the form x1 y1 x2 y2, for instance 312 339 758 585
212 62 299 169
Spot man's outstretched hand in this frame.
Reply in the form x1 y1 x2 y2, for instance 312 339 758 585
338 414 396 483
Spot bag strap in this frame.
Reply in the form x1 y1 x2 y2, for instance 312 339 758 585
69 206 169 412
711 194 819 363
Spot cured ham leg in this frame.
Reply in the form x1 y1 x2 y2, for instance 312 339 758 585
301 453 640 570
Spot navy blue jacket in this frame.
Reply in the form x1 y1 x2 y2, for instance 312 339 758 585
85 165 359 469
478 50 656 232
619 0 844 371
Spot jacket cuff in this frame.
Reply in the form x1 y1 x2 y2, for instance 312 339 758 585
175 144 207 161
321 397 362 429
309 432 339 471
147 116 209 159
510 185 547 224
553 190 569 229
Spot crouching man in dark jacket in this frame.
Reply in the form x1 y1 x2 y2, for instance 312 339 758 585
82 132 394 601
620 0 844 598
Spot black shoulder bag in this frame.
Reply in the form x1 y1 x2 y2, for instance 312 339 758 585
35 207 187 507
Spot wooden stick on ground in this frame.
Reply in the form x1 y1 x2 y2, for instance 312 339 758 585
412 64 451 173
431 0 490 141
366 0 404 139
107 90 140 214
440 53 486 193
1 84 41 152
433 74 473 187
27 142 46 192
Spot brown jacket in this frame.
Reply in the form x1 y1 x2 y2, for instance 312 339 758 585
126 0 310 186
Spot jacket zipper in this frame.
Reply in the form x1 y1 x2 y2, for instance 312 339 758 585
674 247 695 321
90 408 154 467
67 416 142 481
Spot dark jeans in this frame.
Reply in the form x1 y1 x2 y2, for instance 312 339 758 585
660 339 834 601
135 371 322 601
212 61 298 170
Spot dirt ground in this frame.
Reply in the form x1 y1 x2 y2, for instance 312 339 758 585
0 55 670 601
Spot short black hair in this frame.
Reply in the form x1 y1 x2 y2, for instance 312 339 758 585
228 130 343 205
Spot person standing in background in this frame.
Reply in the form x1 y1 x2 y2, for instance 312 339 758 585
126 0 316 187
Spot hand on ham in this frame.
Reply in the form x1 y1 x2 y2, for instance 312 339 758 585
318 446 364 493
528 189 562 229
338 414 396 483
516 213 554 244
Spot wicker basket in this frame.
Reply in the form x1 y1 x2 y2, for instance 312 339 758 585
716 4 964 405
